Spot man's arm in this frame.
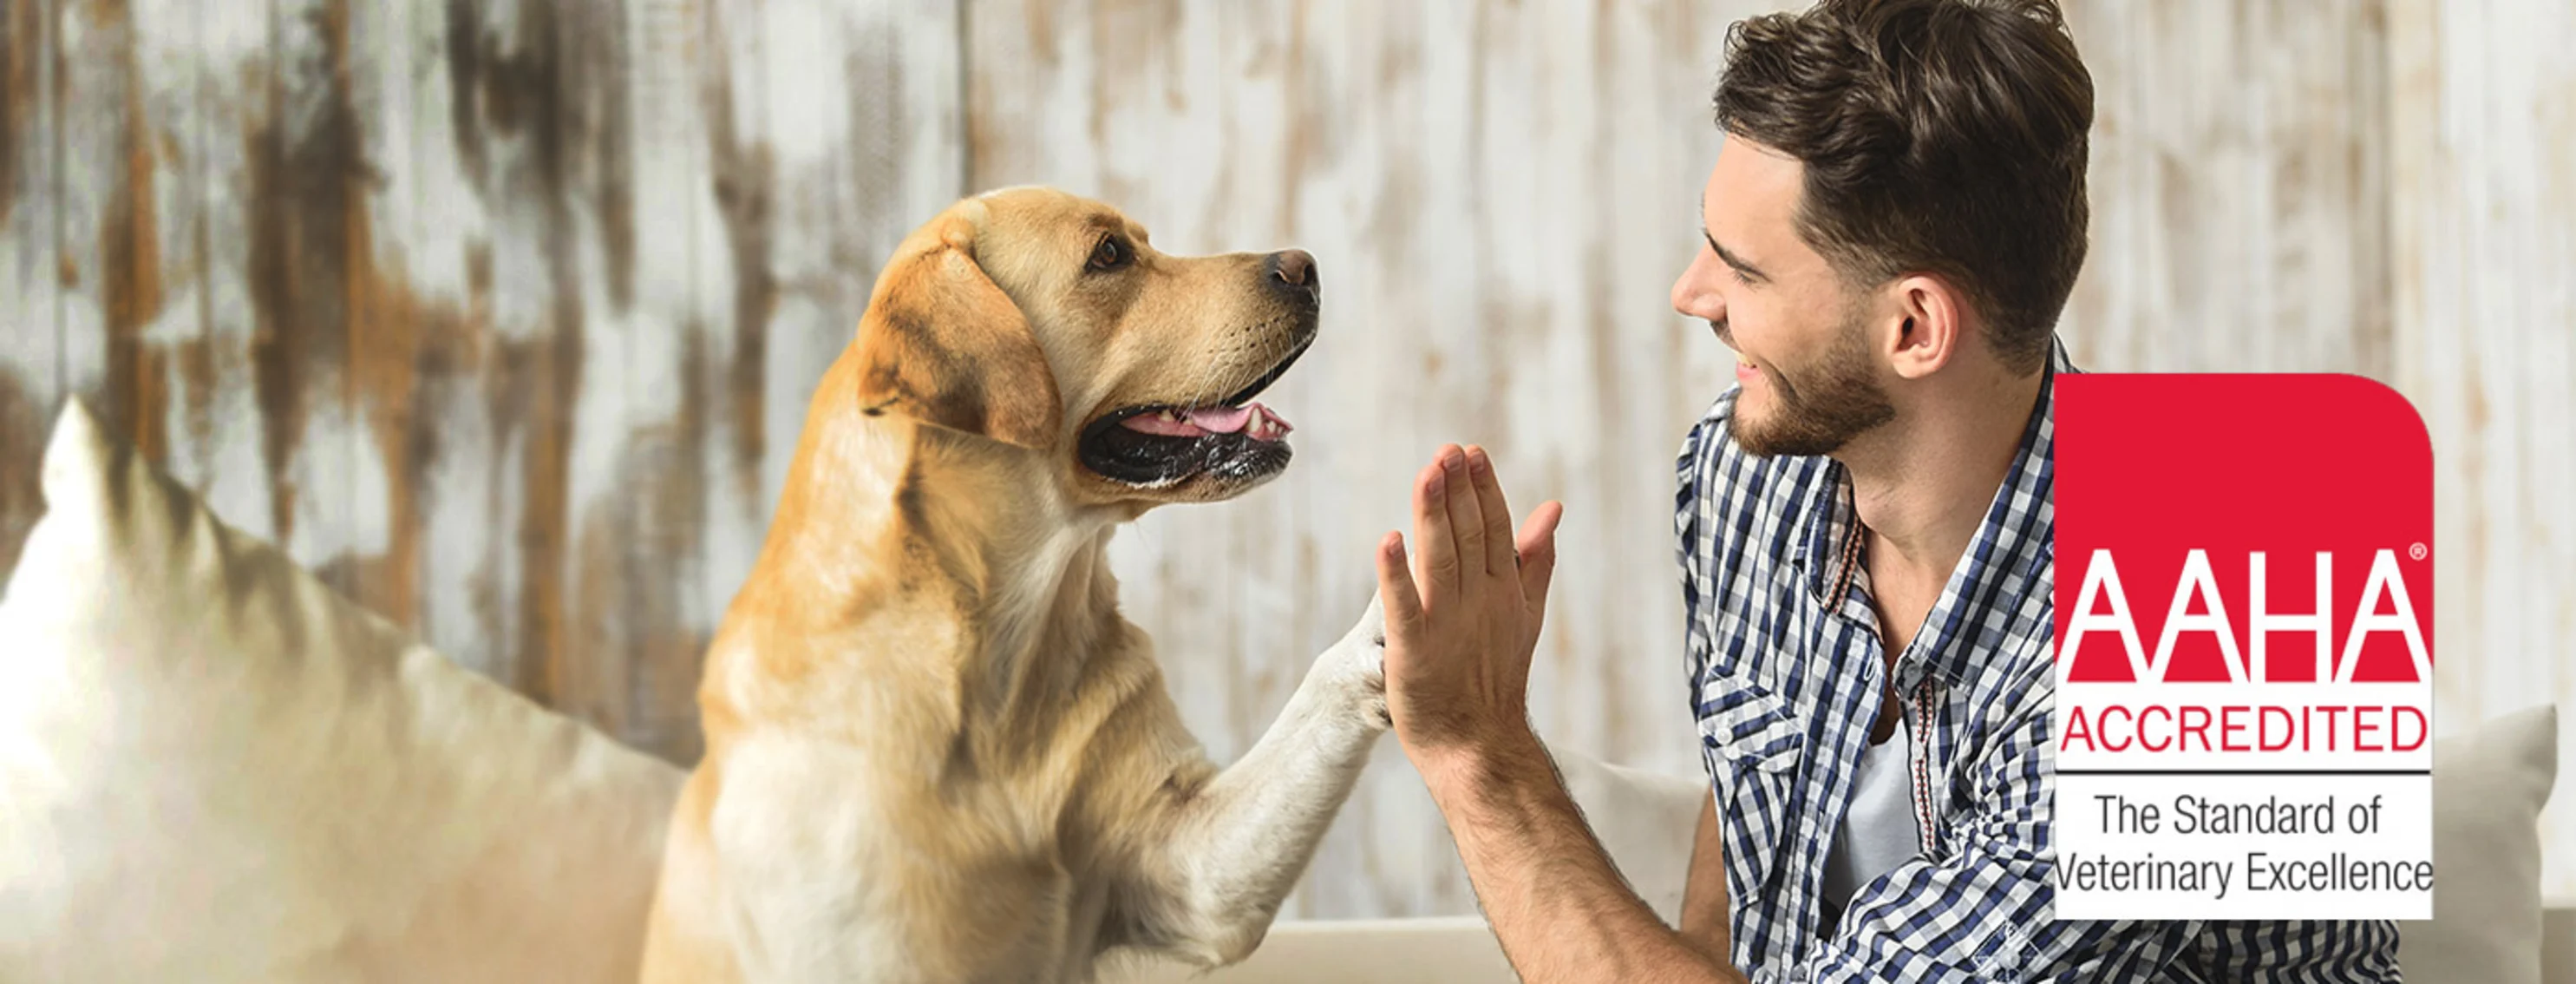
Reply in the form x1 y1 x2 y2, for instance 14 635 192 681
1680 791 1734 966
1373 444 1747 984
1417 735 1749 984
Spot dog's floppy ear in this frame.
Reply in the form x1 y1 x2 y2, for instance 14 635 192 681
853 216 1062 449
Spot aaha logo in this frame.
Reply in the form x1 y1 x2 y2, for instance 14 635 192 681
2062 547 2432 685
2052 374 2435 694
2050 373 2436 922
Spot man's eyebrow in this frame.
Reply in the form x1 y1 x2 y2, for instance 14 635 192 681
1703 228 1767 281
1697 192 1768 281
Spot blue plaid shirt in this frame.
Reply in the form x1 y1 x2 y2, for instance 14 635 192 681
1674 340 2400 981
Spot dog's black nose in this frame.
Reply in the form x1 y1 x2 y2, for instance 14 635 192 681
1268 249 1318 302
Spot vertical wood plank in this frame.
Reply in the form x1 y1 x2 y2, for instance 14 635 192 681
2389 0 2576 898
47 0 112 467
153 2 274 548
0 0 60 582
97 0 183 478
332 0 427 636
375 0 513 687
241 0 365 594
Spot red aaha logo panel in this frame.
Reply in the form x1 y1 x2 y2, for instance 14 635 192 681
2053 375 2433 684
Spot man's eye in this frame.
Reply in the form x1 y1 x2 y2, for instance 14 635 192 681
1088 236 1131 272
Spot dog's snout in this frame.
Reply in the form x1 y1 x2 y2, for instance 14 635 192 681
1272 250 1316 286
1267 250 1318 301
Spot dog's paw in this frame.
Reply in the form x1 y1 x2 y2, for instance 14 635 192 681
1337 655 1390 731
1359 683 1391 731
1340 591 1388 651
1329 594 1391 731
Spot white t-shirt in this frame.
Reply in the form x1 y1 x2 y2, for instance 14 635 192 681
1820 718 1922 928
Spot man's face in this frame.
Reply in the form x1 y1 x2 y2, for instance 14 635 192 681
1670 137 1894 457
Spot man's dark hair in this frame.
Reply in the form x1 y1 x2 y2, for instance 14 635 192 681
1715 0 2093 374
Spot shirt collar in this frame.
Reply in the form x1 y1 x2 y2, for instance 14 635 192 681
1790 338 2070 687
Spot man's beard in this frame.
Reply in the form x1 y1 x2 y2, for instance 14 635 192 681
1725 313 1896 458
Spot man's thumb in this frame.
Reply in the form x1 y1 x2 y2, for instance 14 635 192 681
1376 531 1427 633
1517 501 1563 606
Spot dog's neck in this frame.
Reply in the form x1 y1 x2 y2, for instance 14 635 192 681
746 397 1132 729
904 426 1131 719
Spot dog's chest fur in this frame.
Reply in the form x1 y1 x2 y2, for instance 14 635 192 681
693 588 1196 982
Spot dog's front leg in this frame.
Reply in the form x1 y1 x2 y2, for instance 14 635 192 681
1124 597 1390 968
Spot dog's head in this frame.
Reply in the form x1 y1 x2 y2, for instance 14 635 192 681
853 187 1319 506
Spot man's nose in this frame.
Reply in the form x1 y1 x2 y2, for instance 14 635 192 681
1671 253 1725 321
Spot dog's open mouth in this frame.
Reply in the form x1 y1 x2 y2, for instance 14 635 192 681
1078 340 1311 488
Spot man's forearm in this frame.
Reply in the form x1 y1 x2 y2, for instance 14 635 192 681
1421 733 1749 984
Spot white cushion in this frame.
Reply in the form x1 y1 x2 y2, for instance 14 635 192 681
0 402 686 983
2402 703 2560 984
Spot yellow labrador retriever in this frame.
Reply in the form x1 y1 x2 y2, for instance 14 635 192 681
637 187 1389 983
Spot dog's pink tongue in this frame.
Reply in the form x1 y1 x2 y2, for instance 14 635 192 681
1115 403 1295 442
1193 404 1295 441
1184 405 1256 434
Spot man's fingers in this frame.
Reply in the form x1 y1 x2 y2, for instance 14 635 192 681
1466 446 1517 579
1413 458 1461 604
1517 501 1564 612
1438 446 1487 584
1376 532 1427 641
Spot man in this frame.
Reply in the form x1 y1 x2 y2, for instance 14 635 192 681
1370 1 2402 980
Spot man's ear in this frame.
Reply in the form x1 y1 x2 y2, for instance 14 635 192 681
853 219 1062 449
1886 272 1967 380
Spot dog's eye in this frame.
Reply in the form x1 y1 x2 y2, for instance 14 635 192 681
1087 235 1132 272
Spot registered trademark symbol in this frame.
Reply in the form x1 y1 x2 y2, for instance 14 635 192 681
2409 542 2429 561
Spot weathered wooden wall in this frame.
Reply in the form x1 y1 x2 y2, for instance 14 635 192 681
0 0 964 765
2 0 2569 915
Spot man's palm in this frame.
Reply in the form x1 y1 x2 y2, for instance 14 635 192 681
1375 444 1563 760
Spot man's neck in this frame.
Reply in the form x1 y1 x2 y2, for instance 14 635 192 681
1836 365 2046 586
